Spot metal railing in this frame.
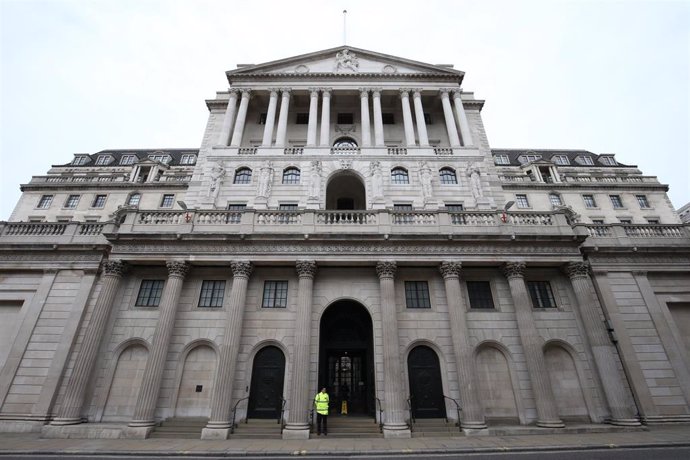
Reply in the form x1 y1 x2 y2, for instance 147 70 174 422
406 396 415 431
229 397 249 434
374 397 384 433
442 395 463 432
279 397 286 429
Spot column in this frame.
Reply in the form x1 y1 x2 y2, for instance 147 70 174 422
412 89 429 146
439 262 486 429
376 261 411 438
359 88 372 147
283 260 317 439
230 89 251 147
565 262 640 426
440 89 461 147
217 89 239 146
502 262 564 428
274 88 291 147
202 261 253 439
306 88 319 146
51 260 128 425
261 89 279 147
452 90 473 146
127 261 190 435
372 88 385 147
319 88 331 146
399 89 416 147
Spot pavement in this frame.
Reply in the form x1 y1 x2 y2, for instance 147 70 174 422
0 424 689 457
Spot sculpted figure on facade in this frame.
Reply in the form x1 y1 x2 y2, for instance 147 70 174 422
308 160 322 199
370 161 384 198
208 162 226 199
334 49 359 72
419 161 434 199
257 161 274 198
466 163 484 199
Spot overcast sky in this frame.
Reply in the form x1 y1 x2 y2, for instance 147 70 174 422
1 0 688 219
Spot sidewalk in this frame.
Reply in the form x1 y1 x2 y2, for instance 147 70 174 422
0 425 689 457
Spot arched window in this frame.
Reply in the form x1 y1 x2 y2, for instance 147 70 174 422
233 167 252 184
127 192 141 206
333 137 358 149
439 167 457 184
391 167 409 184
282 167 300 184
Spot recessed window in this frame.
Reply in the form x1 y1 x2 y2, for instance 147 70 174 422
72 156 89 165
180 154 196 165
579 156 594 165
149 154 171 164
160 194 175 208
467 281 495 309
445 204 464 212
136 280 164 307
337 113 354 124
382 113 395 124
64 195 80 209
527 281 557 308
548 193 562 206
600 156 617 166
516 194 530 208
226 204 246 223
258 113 267 125
494 154 510 165
405 281 431 309
646 219 659 224
279 203 298 210
127 193 141 206
518 154 541 164
610 195 624 209
619 219 632 224
92 195 107 208
423 113 432 124
391 167 409 184
262 281 288 308
583 194 597 208
198 280 226 308
95 155 111 165
234 167 252 184
439 167 458 184
295 113 309 124
282 167 301 184
120 154 136 165
552 155 570 165
592 219 605 224
37 195 53 209
636 195 650 209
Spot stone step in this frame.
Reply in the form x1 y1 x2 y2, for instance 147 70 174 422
151 417 207 439
412 431 463 438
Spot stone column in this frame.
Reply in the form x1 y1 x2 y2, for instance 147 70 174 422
306 88 319 146
452 90 473 146
359 88 372 147
399 89 416 147
261 89 279 147
412 89 429 147
202 261 253 440
51 260 128 425
502 262 564 428
372 88 385 147
126 260 190 437
376 261 411 438
319 88 331 146
283 260 317 439
218 89 239 146
438 261 486 430
230 89 251 147
565 262 640 426
440 89 461 147
274 88 291 147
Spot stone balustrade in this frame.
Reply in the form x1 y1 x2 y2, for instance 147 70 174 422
0 221 115 244
387 147 407 155
433 147 453 155
316 210 377 225
255 211 302 225
284 147 304 155
330 147 361 155
575 223 690 247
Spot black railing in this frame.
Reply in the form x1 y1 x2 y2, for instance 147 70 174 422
374 397 384 433
230 397 249 434
406 396 415 431
279 398 286 429
442 395 462 432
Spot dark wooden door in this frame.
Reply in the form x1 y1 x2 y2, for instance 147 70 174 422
408 346 446 419
248 346 285 418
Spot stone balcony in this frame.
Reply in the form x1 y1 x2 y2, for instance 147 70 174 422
574 223 690 247
210 145 483 158
0 221 115 245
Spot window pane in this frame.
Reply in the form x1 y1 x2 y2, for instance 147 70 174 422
160 194 174 208
262 281 288 308
391 168 409 184
549 193 562 206
38 195 53 208
136 280 164 307
234 168 252 184
439 168 457 184
65 195 80 208
583 195 596 208
610 195 623 208
636 195 649 208
199 280 226 307
92 195 107 208
128 193 141 206
467 281 495 309
282 168 300 184
527 281 556 308
516 194 530 208
405 281 431 308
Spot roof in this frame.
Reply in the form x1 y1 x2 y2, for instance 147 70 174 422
55 149 199 167
491 149 632 167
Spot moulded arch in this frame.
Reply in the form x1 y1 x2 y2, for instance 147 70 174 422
474 340 526 424
99 339 150 422
169 339 219 418
246 343 287 419
325 170 367 210
318 295 376 320
240 340 291 416
332 136 359 148
404 340 455 420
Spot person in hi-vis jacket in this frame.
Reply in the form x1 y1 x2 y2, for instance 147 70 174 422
314 387 329 435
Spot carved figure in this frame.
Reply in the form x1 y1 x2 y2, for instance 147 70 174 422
466 163 484 199
334 49 360 72
419 161 433 198
370 161 384 198
309 160 322 199
257 161 274 198
208 162 226 199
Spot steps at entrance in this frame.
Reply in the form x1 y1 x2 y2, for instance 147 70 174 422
231 418 283 439
411 418 464 438
150 417 207 439
313 415 383 438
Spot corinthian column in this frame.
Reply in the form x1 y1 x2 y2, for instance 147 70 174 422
452 90 473 146
440 89 461 147
319 88 331 146
565 262 640 426
218 89 239 146
502 262 564 428
376 261 411 438
283 260 317 439
126 261 190 437
399 89 416 147
52 260 128 425
306 88 319 146
359 88 371 147
230 89 251 147
262 89 279 147
274 88 291 147
412 89 429 146
372 88 385 146
439 261 486 430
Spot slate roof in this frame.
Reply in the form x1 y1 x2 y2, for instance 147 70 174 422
491 149 631 167
55 149 199 167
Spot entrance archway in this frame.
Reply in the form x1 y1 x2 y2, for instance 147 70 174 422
247 346 285 419
408 345 446 419
319 300 375 415
326 172 366 210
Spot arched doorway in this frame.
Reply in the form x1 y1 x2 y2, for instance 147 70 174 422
319 300 375 415
408 345 446 419
326 172 366 210
247 346 285 419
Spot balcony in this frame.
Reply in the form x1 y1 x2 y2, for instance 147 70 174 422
575 223 690 248
0 222 115 245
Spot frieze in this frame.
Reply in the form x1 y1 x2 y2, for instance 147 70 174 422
588 254 690 265
0 253 103 262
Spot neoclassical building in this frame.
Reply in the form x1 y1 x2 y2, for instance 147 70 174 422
1 47 689 440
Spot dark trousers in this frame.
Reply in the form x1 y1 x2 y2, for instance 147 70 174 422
316 413 328 434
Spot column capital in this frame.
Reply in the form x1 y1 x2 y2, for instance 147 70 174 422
239 88 252 97
502 262 526 280
166 260 190 278
280 87 291 95
359 87 370 97
399 88 411 97
412 89 423 98
439 88 452 98
102 259 128 277
564 261 591 280
376 261 397 280
371 87 383 97
295 260 317 279
320 87 332 96
268 88 280 97
230 260 253 279
227 88 240 95
439 261 462 280
451 88 464 98
308 87 320 97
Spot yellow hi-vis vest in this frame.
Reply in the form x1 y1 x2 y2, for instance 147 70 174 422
314 392 329 415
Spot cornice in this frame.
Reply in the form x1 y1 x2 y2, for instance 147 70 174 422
229 72 462 81
500 182 669 192
20 183 190 192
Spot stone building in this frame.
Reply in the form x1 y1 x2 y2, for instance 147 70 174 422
1 47 689 440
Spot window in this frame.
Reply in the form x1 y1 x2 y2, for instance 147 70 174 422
95 155 111 165
37 195 53 209
234 167 252 184
582 194 597 208
262 281 288 308
64 195 80 209
610 195 624 209
516 194 530 208
160 194 174 208
258 113 267 125
149 154 171 164
198 280 226 308
295 113 309 124
226 204 246 223
439 167 458 184
619 219 632 224
91 195 107 208
391 167 409 184
548 193 562 206
282 167 301 184
518 154 541 164
405 281 431 308
337 113 354 124
180 154 196 165
552 155 570 165
494 154 510 165
136 280 164 307
279 203 298 210
646 219 659 224
527 281 557 308
600 156 616 166
579 156 594 165
592 219 604 224
127 193 141 206
382 113 395 124
467 281 495 309
120 154 136 165
636 195 650 208
423 113 432 124
445 204 464 212
72 156 89 165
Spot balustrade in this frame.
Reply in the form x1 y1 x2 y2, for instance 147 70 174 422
4 222 67 236
450 212 497 226
387 147 407 155
137 211 186 225
329 147 360 155
284 147 304 155
392 212 436 225
255 211 302 225
237 147 257 155
433 147 453 155
624 225 684 238
316 211 377 225
78 223 105 235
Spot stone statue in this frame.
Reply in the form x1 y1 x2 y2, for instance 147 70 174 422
467 163 484 199
419 161 433 198
370 161 384 198
334 49 360 72
257 161 274 198
308 160 322 199
208 162 225 199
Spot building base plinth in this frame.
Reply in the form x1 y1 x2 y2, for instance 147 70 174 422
383 423 411 439
121 425 154 439
609 418 642 427
201 427 231 440
536 419 565 428
49 417 82 426
41 423 124 439
0 420 45 433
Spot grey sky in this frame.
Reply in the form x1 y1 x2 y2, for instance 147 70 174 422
1 0 688 219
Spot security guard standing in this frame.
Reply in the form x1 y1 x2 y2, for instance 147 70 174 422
314 387 329 435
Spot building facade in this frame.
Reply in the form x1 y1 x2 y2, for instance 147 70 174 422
1 47 689 440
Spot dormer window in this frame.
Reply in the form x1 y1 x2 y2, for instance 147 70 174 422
149 154 171 164
72 156 89 165
552 155 570 165
518 154 541 165
180 154 197 165
120 155 137 165
578 156 594 165
95 155 112 166
600 156 617 166
494 154 510 165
